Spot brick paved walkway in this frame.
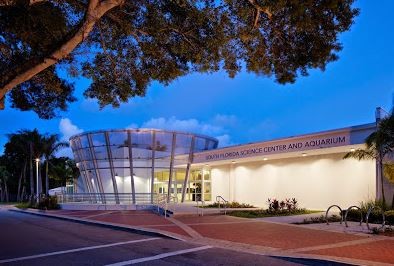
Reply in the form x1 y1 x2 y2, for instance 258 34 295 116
36 210 394 265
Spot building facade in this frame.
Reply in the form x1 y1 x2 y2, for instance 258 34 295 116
69 129 218 204
70 123 382 210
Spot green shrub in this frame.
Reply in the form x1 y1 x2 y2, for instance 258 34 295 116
15 202 31 209
295 214 341 224
37 196 60 210
204 201 255 208
228 208 319 218
384 210 394 225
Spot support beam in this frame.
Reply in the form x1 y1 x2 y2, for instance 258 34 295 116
167 133 177 202
181 136 195 203
127 131 136 204
150 131 156 204
104 132 120 204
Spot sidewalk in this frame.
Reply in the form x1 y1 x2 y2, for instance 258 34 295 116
10 208 394 266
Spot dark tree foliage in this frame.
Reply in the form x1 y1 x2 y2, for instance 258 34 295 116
0 0 359 118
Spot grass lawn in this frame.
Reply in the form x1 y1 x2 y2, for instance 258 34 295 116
0 202 17 205
228 209 322 218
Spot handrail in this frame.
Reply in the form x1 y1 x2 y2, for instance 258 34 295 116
216 195 228 215
366 206 385 231
57 192 154 205
196 200 204 216
168 195 178 214
344 206 363 227
156 193 168 218
325 205 343 225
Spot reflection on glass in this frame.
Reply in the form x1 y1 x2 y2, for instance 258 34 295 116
70 129 217 203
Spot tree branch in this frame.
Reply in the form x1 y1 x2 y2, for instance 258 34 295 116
247 0 272 28
0 0 124 109
0 0 46 6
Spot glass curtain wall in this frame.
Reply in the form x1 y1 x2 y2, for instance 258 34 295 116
70 129 218 204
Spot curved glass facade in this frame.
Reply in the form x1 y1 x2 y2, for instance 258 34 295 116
70 129 218 204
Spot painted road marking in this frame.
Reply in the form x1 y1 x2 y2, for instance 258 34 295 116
106 245 212 265
0 237 160 264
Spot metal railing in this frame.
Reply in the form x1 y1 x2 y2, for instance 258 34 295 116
344 206 362 227
325 205 343 225
366 206 385 231
196 200 205 216
156 194 168 217
216 195 228 215
155 194 178 217
57 193 154 205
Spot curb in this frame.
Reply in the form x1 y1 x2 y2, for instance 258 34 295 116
9 208 188 241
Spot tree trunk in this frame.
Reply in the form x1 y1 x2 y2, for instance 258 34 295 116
45 160 49 195
0 0 124 104
4 178 9 202
29 142 34 196
17 161 27 202
379 157 386 207
0 181 3 202
17 168 23 202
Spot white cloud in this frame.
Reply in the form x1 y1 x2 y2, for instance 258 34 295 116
216 134 236 147
59 118 83 141
127 115 236 147
140 116 223 136
127 123 139 129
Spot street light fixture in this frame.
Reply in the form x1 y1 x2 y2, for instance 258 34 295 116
35 158 40 203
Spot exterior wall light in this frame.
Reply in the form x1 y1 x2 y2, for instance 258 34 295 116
263 158 268 161
350 148 355 152
231 161 236 164
302 153 307 157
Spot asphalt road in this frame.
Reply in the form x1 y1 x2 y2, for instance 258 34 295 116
0 209 349 266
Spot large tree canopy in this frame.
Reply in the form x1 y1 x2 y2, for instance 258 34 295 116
0 0 359 118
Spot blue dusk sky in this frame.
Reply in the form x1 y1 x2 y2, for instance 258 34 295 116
1 0 394 157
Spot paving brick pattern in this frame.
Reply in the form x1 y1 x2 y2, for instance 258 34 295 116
306 239 394 264
189 221 365 249
44 210 394 265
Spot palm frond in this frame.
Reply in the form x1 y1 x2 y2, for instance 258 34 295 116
343 148 376 160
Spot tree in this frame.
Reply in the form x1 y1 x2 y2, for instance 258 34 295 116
42 135 69 194
6 129 46 196
344 114 394 209
2 129 72 200
0 0 359 118
48 157 79 190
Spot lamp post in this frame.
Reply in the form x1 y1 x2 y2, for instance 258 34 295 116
35 158 40 203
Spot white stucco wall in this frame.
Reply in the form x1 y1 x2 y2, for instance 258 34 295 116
211 153 376 210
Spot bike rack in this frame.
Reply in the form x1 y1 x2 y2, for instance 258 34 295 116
326 204 387 232
325 205 343 225
344 206 363 227
366 206 385 231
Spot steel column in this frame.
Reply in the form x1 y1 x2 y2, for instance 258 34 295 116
87 134 106 203
127 131 136 204
150 131 156 204
167 133 177 202
104 132 120 204
181 136 195 202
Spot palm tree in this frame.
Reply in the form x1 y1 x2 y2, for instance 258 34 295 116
344 114 394 208
42 135 69 195
6 129 46 198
